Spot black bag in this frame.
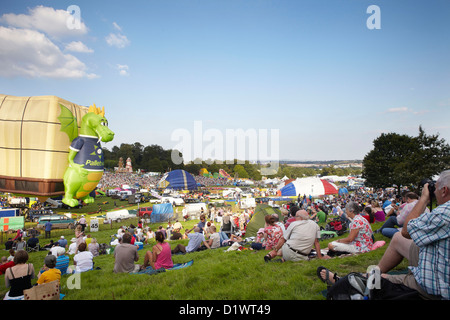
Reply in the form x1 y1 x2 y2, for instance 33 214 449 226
327 272 422 300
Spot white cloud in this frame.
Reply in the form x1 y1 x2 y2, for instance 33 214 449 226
386 107 409 113
0 26 97 79
105 33 130 48
112 22 122 32
65 41 93 53
0 5 88 39
385 107 430 115
117 64 129 76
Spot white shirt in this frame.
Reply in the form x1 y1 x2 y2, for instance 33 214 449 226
50 246 66 258
74 251 94 272
68 242 77 255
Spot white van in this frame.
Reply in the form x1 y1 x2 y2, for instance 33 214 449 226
106 209 134 222
184 203 207 220
160 196 184 206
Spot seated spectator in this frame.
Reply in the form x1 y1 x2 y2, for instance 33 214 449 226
37 255 61 285
4 238 14 251
73 243 94 273
58 236 68 249
361 206 376 224
266 210 326 262
3 250 35 300
67 238 77 255
12 237 26 251
42 240 55 250
378 192 424 238
328 201 373 255
144 228 155 244
113 233 140 273
169 228 184 241
141 231 173 270
55 250 70 275
88 238 100 257
26 235 39 250
262 214 284 251
50 244 66 258
171 226 211 254
0 256 15 275
7 249 15 262
371 200 386 222
207 225 221 249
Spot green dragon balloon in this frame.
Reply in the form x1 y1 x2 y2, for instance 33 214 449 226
58 104 114 207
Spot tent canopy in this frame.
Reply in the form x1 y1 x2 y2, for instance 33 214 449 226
245 204 282 238
150 203 174 223
157 169 198 190
278 177 338 197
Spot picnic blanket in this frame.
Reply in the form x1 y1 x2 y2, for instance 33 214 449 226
136 260 194 275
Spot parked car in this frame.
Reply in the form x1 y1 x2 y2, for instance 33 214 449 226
37 215 76 229
27 209 55 222
138 207 153 219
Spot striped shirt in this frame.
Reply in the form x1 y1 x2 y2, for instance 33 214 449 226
407 200 450 300
56 255 70 275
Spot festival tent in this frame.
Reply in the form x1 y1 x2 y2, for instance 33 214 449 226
277 177 339 197
245 204 282 238
157 170 198 190
150 203 174 223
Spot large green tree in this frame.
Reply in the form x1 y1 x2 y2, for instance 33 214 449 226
362 127 450 188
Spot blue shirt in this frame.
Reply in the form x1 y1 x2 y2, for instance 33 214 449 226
408 200 450 299
186 232 205 253
58 239 68 248
70 135 104 171
56 255 70 275
45 222 52 231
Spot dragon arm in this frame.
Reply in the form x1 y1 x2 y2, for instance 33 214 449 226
67 149 87 177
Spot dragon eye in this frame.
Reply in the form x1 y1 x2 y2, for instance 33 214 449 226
101 120 108 126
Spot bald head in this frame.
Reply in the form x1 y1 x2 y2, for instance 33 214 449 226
295 210 309 220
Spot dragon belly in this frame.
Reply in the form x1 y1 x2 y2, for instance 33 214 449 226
75 171 103 198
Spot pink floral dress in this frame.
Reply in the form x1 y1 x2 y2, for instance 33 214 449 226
350 215 374 253
263 225 283 250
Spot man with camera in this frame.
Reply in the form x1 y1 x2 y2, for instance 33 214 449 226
376 170 450 300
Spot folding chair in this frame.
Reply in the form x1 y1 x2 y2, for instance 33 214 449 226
26 243 40 253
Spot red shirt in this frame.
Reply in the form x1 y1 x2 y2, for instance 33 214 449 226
0 261 15 275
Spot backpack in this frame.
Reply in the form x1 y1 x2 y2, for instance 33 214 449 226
327 272 422 300
98 243 111 255
325 218 347 236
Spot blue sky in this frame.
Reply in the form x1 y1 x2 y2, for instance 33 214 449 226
0 0 449 163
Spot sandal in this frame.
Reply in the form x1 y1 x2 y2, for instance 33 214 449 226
317 266 339 287
264 254 272 262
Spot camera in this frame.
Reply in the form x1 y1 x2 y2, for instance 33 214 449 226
419 178 436 195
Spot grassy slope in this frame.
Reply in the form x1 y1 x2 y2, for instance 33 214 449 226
0 196 404 300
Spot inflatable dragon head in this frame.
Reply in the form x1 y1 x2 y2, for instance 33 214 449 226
81 104 115 142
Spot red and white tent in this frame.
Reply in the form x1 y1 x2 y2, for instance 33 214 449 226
277 177 338 197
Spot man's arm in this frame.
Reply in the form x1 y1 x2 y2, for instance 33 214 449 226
401 185 430 239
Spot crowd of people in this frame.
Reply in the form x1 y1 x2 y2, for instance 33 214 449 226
1 169 449 300
98 171 236 191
